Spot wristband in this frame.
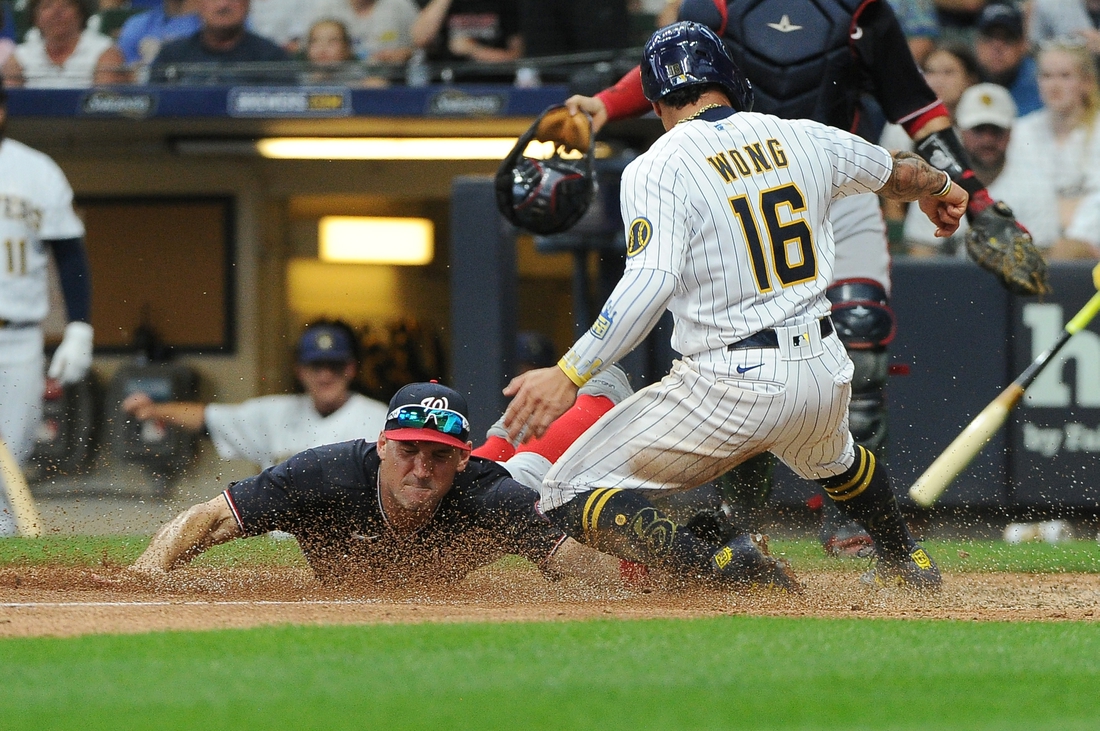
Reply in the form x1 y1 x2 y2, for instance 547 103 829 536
557 357 591 388
932 171 952 197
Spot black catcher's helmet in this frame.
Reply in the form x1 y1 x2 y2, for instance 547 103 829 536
640 21 754 112
495 105 596 236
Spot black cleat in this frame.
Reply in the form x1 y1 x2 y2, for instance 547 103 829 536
712 533 802 593
860 543 942 591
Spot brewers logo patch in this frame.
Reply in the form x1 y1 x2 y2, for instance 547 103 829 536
590 306 614 339
626 217 652 257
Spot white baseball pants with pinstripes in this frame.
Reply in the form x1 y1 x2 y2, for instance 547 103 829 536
539 331 857 511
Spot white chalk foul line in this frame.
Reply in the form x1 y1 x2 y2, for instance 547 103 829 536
0 600 384 608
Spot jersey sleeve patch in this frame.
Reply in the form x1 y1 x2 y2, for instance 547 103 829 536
626 217 653 257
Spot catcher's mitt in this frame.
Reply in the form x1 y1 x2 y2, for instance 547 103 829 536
964 201 1050 296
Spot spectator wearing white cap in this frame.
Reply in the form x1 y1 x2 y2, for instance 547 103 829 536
904 82 1061 256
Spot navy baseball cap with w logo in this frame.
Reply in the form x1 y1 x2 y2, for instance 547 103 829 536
384 382 472 450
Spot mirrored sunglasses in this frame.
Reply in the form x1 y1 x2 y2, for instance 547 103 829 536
386 405 470 439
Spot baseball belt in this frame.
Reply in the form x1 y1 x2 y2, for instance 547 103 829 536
727 317 835 350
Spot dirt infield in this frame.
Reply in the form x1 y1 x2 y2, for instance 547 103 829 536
1 565 1098 638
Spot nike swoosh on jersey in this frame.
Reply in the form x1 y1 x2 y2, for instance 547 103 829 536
851 26 863 39
767 15 802 32
736 363 764 374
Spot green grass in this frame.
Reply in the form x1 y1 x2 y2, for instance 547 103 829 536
1 536 1099 729
0 535 308 569
3 535 1097 573
772 537 1100 574
1 617 1098 730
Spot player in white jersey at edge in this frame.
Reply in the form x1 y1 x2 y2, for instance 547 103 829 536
0 77 94 536
503 22 966 590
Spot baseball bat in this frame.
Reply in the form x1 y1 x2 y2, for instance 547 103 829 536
0 438 42 537
909 262 1100 507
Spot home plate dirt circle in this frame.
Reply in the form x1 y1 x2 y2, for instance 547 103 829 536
0 565 1098 638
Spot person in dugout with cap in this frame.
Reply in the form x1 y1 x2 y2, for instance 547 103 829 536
122 320 389 470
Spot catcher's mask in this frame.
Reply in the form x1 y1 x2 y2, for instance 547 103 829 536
495 105 596 236
640 21 753 112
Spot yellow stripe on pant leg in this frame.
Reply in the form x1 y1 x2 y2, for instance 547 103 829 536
827 447 876 501
0 438 42 537
589 489 622 539
582 488 621 546
582 488 610 542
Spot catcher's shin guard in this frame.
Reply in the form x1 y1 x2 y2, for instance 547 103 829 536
821 281 894 553
815 446 915 565
546 488 797 590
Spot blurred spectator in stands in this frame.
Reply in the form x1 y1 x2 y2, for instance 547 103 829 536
888 0 941 64
151 0 289 83
0 38 12 72
1058 188 1100 258
247 0 339 54
300 17 388 85
329 0 417 65
518 0 629 58
1 1 17 42
1008 39 1100 235
881 42 980 150
305 17 355 65
904 82 1061 255
116 0 201 70
1 0 127 87
1029 0 1100 55
933 0 987 42
411 0 522 78
974 2 1042 115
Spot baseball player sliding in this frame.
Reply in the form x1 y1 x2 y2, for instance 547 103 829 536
0 77 94 536
123 374 633 587
503 23 966 590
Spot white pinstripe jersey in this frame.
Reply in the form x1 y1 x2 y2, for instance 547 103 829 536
618 109 892 358
0 138 85 322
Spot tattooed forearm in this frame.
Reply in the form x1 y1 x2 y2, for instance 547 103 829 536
879 151 951 201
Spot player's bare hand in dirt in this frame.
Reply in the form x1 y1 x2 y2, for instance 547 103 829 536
564 95 608 134
503 366 578 443
89 565 165 589
918 183 968 238
121 391 155 420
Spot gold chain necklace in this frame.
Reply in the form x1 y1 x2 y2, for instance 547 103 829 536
676 103 726 125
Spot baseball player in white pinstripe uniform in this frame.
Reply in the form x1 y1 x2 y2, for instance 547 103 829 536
503 22 966 589
0 78 94 536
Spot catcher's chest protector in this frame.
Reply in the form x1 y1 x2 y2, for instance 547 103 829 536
722 0 867 131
